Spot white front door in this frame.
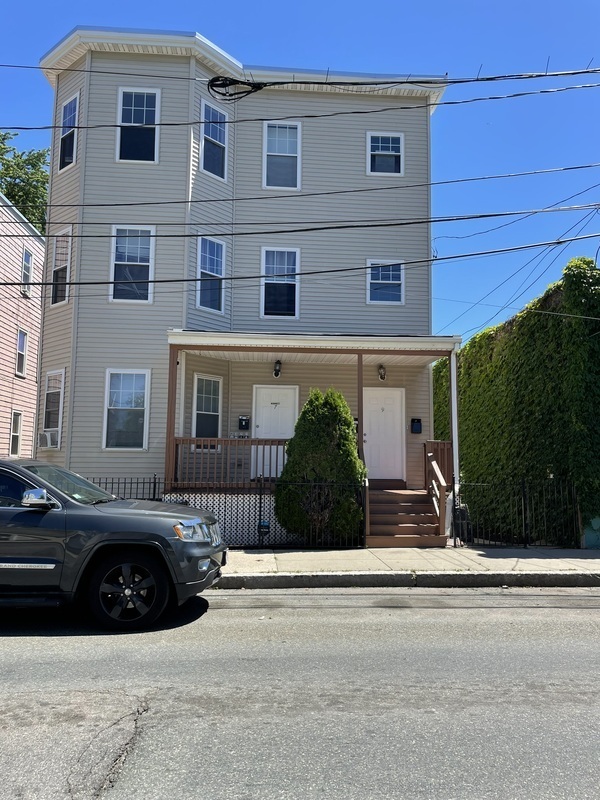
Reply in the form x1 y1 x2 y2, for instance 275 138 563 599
363 387 405 479
252 385 299 478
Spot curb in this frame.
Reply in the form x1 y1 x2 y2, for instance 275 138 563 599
215 570 600 590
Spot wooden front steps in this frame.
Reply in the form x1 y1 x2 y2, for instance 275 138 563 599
366 487 447 548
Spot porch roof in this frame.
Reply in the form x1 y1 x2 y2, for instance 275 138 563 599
167 331 461 367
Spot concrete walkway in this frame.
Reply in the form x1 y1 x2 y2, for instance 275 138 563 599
217 546 600 589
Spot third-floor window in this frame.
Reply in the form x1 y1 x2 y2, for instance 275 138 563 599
201 101 227 180
117 89 160 163
263 123 301 189
59 95 78 170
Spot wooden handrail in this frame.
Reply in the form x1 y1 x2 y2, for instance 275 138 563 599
426 448 447 537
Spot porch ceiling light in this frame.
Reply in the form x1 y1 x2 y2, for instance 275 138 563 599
273 359 282 379
378 364 387 382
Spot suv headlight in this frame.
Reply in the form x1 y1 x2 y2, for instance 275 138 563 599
173 520 212 542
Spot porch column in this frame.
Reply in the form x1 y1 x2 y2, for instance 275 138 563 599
164 344 179 489
356 352 364 457
449 345 460 489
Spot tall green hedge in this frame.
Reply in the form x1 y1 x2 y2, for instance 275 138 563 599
433 257 600 524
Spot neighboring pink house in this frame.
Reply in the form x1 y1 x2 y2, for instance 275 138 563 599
0 193 45 457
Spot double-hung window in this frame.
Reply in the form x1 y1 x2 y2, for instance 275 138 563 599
367 260 404 304
21 249 33 296
262 248 299 318
51 230 71 305
111 227 154 303
201 101 227 180
104 369 150 450
59 95 78 170
117 89 160 163
263 123 300 189
15 330 27 377
10 412 22 457
197 237 224 313
41 370 64 449
367 132 404 175
193 375 222 439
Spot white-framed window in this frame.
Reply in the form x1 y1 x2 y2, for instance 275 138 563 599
59 94 78 171
201 100 227 181
367 132 404 175
51 229 71 306
15 329 27 377
261 248 299 318
263 122 301 189
10 412 22 457
110 226 155 303
40 369 65 449
193 374 222 440
21 248 33 296
117 88 160 163
197 237 225 313
103 369 150 450
367 260 404 304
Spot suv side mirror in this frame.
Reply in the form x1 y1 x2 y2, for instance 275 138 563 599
21 488 55 508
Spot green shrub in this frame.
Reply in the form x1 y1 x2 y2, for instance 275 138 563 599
274 388 367 545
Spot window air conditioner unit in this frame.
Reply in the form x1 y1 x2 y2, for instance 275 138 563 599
38 431 59 448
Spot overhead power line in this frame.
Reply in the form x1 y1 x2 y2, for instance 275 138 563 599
3 82 600 132
1 231 598 288
6 161 599 212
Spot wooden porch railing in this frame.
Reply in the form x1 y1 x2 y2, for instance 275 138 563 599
424 440 453 488
171 437 289 489
425 445 450 537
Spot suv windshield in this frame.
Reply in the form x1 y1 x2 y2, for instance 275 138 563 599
23 464 115 505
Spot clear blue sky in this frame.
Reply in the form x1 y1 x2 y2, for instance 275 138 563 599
2 0 599 339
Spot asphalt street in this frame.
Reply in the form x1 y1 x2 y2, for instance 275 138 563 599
1 587 599 799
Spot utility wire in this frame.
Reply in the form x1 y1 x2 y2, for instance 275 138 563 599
3 81 600 132
5 161 596 213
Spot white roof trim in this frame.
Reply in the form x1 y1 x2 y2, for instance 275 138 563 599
0 192 45 241
167 330 461 352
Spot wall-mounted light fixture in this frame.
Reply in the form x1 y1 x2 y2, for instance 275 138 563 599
273 359 282 379
378 364 387 382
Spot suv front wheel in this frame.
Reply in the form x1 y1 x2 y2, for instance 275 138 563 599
87 550 170 631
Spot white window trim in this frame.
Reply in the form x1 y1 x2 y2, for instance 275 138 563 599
40 369 65 450
200 99 228 183
366 259 405 305
10 411 23 457
262 121 302 191
21 247 33 296
116 87 161 164
58 92 79 173
102 368 151 451
15 328 28 377
51 227 72 307
192 373 223 442
196 236 226 314
366 131 405 177
260 247 300 320
109 225 156 304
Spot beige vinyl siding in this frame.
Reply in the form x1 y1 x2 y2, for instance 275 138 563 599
231 89 431 335
0 203 44 457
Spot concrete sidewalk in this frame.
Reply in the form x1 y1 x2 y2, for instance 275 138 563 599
217 546 600 589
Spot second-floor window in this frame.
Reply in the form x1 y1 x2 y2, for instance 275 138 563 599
59 95 78 170
201 101 227 180
117 89 160 163
51 231 71 305
111 227 154 303
263 123 300 189
21 248 33 296
367 260 404 304
16 330 27 377
197 237 224 313
367 132 404 175
261 248 299 318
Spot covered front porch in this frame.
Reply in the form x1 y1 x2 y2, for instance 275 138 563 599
164 331 461 546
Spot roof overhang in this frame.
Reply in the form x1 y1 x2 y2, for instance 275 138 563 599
40 27 447 108
167 331 461 367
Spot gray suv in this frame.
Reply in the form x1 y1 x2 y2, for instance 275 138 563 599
0 459 227 630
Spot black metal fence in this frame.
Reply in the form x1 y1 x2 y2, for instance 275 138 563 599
88 475 366 549
454 479 581 548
